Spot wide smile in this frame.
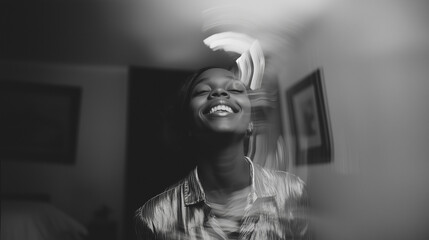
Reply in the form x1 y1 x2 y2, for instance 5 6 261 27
203 101 239 117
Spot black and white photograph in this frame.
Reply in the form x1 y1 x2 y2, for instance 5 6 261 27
1 1 428 240
0 82 81 164
286 69 332 165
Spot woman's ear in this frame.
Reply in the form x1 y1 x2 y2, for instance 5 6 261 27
246 122 254 136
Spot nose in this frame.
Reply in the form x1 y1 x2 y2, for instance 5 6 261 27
209 88 230 99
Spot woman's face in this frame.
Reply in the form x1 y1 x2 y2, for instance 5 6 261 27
188 68 251 136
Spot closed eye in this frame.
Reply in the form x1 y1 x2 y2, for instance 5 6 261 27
228 81 246 93
193 90 210 96
228 89 244 93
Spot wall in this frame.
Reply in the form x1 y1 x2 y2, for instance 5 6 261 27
1 1 233 69
0 61 128 239
278 0 429 239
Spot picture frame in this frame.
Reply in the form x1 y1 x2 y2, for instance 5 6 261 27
286 68 332 165
0 81 82 164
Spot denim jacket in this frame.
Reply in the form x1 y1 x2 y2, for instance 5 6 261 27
135 158 310 240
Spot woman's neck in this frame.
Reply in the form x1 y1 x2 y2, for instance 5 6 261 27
195 138 251 196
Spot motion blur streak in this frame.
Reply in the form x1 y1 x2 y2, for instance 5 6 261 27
197 1 429 240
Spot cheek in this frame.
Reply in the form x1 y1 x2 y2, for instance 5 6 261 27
188 99 205 125
240 98 252 115
243 99 253 122
189 98 204 115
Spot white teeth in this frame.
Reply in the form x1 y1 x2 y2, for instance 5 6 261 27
209 105 233 114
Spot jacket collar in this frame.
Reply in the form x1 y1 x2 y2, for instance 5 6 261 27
183 157 276 206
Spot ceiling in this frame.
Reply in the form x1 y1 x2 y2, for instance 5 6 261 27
1 0 333 70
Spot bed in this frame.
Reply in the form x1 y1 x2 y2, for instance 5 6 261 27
1 194 88 240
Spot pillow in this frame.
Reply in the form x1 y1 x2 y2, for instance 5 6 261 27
1 200 88 240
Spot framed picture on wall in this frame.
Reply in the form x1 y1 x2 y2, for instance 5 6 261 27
286 68 332 165
0 81 82 164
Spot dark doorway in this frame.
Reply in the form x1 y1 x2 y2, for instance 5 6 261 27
124 67 193 240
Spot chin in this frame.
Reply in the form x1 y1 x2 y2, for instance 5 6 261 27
194 115 248 136
209 126 246 136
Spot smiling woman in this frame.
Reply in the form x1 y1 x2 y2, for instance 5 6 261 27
188 68 251 138
134 66 310 240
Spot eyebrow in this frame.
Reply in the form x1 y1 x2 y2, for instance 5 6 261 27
195 75 238 85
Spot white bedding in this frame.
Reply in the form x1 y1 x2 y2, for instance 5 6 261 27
1 200 88 240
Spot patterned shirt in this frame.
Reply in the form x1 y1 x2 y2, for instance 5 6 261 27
135 157 310 240
207 185 250 239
